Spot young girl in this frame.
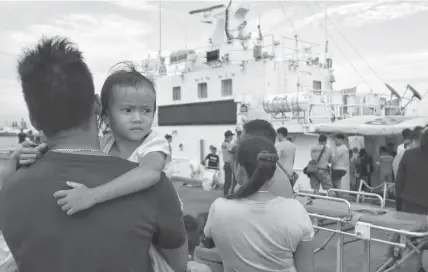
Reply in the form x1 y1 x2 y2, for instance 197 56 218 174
22 63 180 215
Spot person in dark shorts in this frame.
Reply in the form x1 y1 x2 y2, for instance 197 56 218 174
0 37 187 272
17 128 27 144
204 146 219 170
331 134 349 192
309 135 333 195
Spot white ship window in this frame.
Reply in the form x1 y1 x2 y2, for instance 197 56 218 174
172 86 181 101
313 80 322 90
198 83 208 98
221 79 233 96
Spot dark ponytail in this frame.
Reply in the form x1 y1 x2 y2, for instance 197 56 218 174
226 138 278 200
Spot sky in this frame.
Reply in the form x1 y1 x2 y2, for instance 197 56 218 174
0 0 428 125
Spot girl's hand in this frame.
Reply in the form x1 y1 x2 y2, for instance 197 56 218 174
53 181 96 215
19 143 48 166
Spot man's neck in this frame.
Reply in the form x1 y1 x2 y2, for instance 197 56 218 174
47 128 101 151
113 138 141 159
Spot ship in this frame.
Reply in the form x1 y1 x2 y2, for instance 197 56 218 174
141 1 423 177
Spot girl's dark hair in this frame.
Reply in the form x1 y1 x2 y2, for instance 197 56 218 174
226 136 278 199
99 61 156 130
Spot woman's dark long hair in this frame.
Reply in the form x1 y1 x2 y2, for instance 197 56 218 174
226 136 278 200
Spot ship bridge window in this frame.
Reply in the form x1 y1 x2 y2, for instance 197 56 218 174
198 83 208 98
221 79 233 96
313 80 322 90
172 86 181 101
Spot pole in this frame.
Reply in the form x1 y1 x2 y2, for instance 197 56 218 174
159 0 162 58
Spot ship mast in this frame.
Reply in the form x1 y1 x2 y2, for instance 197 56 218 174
324 4 328 64
158 0 162 58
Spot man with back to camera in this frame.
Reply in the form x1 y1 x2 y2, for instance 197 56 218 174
221 130 234 195
0 37 188 272
232 119 293 198
276 127 297 186
331 133 349 193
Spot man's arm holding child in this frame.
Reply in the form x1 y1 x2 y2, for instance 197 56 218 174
154 178 188 272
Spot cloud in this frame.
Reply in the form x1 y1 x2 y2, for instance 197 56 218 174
333 49 428 92
343 2 428 27
3 12 154 83
113 1 160 11
274 1 428 33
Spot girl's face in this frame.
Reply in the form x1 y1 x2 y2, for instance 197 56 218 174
106 83 155 142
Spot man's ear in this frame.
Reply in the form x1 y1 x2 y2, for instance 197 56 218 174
94 94 102 116
29 114 40 131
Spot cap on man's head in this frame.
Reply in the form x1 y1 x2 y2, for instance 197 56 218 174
224 130 235 137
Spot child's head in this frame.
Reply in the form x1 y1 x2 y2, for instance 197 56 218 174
211 146 217 154
228 136 277 199
100 62 156 141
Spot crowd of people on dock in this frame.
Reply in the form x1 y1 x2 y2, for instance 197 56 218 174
1 35 428 272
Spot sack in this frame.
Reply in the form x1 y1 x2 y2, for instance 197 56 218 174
150 244 175 272
305 160 319 175
304 145 326 176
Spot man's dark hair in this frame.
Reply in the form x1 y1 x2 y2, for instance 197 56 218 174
17 37 95 136
165 134 172 140
335 133 345 140
100 61 156 120
412 126 424 142
420 129 428 154
318 134 327 143
276 127 288 137
402 128 412 139
243 119 276 143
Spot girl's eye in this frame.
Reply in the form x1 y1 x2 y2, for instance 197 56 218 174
123 108 132 113
144 109 152 113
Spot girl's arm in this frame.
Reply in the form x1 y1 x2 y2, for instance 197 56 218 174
294 240 315 272
91 151 166 204
54 151 167 215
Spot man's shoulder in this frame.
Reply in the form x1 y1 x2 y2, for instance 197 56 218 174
142 173 174 196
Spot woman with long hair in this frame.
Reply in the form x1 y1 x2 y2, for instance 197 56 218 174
203 136 314 272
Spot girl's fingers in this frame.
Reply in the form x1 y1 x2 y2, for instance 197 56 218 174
66 209 76 216
53 190 67 198
19 158 36 166
57 198 67 206
61 204 71 211
66 181 83 188
20 153 37 160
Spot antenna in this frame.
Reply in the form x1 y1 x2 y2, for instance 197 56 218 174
158 0 162 58
385 83 401 100
407 84 422 100
324 5 328 63
189 4 225 15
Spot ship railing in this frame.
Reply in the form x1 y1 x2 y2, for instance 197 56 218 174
153 34 315 76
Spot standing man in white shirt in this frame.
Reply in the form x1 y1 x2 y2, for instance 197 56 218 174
276 127 297 186
331 134 349 193
396 128 413 155
222 130 235 196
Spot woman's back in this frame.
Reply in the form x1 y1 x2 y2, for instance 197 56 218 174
204 197 314 272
